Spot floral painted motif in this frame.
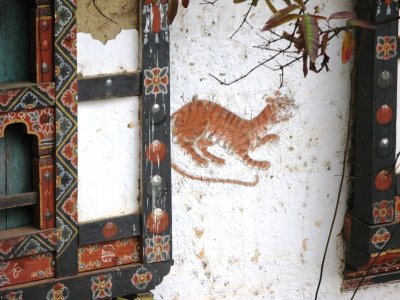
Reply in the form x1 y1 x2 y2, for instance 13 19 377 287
78 238 140 272
144 67 169 95
2 291 23 300
376 36 397 60
0 89 20 107
18 239 47 257
56 163 73 198
61 25 77 59
0 238 24 256
0 274 10 287
27 108 55 137
91 274 112 299
61 132 78 168
371 227 391 249
46 283 69 300
56 217 73 252
131 267 153 290
55 0 72 36
62 189 78 223
144 235 171 263
395 196 400 221
38 83 56 99
40 231 58 246
0 107 55 143
373 200 394 223
61 80 78 115
13 92 47 112
55 53 72 89
56 110 73 146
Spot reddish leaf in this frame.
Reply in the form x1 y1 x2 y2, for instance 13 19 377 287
321 33 329 55
303 52 308 77
300 14 320 63
267 4 300 22
329 11 356 20
342 31 354 64
262 14 300 31
182 0 189 8
167 0 179 25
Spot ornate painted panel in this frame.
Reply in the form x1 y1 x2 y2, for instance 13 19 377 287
0 0 172 298
343 0 400 289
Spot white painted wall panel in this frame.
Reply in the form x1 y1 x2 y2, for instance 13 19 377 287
77 29 138 77
78 97 140 222
77 30 140 222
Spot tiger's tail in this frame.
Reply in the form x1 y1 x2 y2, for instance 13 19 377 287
171 163 260 187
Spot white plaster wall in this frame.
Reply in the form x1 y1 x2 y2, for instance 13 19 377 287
150 1 400 299
77 30 140 222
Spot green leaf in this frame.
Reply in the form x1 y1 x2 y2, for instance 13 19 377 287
347 18 376 29
265 0 277 13
300 14 320 63
282 0 291 5
252 0 259 5
233 0 247 3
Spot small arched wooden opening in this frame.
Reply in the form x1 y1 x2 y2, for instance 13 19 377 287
0 123 37 230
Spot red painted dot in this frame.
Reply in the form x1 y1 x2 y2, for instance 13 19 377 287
375 170 393 191
146 140 166 164
376 105 393 125
102 222 118 239
146 208 169 234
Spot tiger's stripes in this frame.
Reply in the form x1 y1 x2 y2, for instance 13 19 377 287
171 94 294 185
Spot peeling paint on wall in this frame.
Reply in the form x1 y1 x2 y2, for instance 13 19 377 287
77 0 139 43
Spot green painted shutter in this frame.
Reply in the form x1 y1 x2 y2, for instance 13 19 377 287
0 124 34 230
0 0 30 83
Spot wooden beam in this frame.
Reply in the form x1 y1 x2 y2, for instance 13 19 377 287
0 261 173 299
78 214 141 246
78 71 141 101
0 192 37 210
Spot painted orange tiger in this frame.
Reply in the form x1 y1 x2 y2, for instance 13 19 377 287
171 92 295 186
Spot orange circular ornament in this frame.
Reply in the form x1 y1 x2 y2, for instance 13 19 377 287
146 208 169 234
102 222 119 239
146 140 166 164
376 105 393 125
375 170 393 191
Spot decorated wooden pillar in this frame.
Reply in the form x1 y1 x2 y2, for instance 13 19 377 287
141 0 172 265
343 0 400 289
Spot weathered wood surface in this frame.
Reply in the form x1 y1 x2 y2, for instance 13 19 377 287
0 261 173 300
79 214 141 246
78 71 141 101
0 192 37 210
0 0 30 83
0 125 34 230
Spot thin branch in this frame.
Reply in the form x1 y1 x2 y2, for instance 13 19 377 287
200 0 219 5
90 0 117 24
230 2 255 39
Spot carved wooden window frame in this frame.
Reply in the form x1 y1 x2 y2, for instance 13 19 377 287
0 0 172 298
343 0 400 290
